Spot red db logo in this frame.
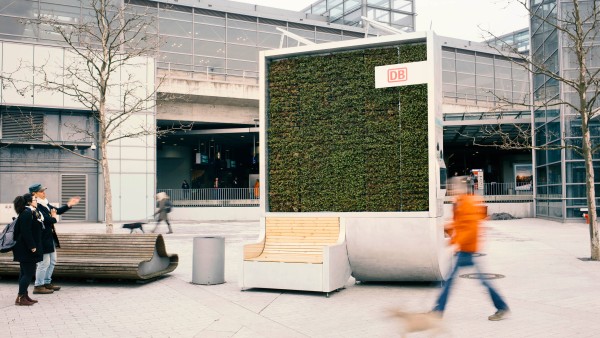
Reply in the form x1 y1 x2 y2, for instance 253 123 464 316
388 67 407 83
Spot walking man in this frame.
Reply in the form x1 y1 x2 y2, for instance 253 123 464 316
432 176 510 321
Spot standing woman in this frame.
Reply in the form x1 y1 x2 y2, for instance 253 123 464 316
12 193 43 306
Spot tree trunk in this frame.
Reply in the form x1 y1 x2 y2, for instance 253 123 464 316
101 140 113 234
582 123 599 260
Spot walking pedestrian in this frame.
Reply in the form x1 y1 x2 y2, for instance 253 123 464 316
152 192 173 234
12 193 43 306
432 176 510 321
29 183 80 294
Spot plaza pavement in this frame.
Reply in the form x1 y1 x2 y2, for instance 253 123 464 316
1 217 600 337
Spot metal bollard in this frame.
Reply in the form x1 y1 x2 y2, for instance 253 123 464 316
192 236 225 285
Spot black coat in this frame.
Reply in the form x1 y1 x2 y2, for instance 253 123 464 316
36 203 70 253
12 208 43 263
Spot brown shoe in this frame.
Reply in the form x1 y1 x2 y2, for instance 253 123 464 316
45 283 61 291
25 292 38 303
15 294 35 306
33 285 54 294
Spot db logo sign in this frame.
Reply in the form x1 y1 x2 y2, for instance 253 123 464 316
387 67 407 83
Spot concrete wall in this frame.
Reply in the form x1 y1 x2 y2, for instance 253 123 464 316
442 202 533 221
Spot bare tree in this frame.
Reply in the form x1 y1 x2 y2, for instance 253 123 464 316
11 0 172 233
478 0 600 260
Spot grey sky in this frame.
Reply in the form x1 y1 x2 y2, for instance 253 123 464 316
232 0 529 41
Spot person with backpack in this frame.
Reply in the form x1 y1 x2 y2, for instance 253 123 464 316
12 193 44 306
29 183 80 295
152 192 173 234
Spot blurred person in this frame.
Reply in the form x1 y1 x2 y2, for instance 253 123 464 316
152 192 173 234
12 193 43 306
432 176 510 321
29 183 80 294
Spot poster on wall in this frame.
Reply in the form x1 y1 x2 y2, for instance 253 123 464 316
514 164 533 191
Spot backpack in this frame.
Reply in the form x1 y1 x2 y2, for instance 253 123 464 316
0 217 17 253
164 199 173 213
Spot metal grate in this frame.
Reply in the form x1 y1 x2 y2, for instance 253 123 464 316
61 175 87 221
1 111 44 140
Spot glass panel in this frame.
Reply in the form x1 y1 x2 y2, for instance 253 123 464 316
345 0 361 11
195 14 225 26
392 12 412 27
547 163 561 184
227 18 256 30
227 59 257 72
547 141 561 163
330 4 343 19
227 44 258 61
0 0 37 16
536 166 547 185
328 0 343 8
194 40 225 57
536 148 547 166
546 118 560 142
158 7 192 21
392 0 412 11
316 31 342 41
258 23 285 33
194 24 225 41
442 58 455 71
158 52 192 67
227 27 257 45
161 36 192 54
367 7 390 23
566 162 586 184
442 71 456 85
0 15 35 38
194 56 225 70
457 73 475 87
40 2 80 24
159 18 192 37
476 63 493 76
456 60 475 73
258 32 281 48
312 1 327 15
288 27 315 40
477 76 494 89
367 0 390 8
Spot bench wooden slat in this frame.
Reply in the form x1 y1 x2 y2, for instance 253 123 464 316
0 233 178 280
246 217 341 264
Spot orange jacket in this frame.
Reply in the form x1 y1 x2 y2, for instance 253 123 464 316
446 194 487 253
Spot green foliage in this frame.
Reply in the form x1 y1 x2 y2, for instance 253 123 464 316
267 43 429 212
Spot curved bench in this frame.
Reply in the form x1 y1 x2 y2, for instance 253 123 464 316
0 234 178 280
240 217 351 295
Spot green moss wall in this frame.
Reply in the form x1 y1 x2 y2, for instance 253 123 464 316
267 43 428 212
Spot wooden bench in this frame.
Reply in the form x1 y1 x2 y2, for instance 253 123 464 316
240 217 351 295
0 234 178 280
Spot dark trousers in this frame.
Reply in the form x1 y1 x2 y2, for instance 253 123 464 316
18 261 37 294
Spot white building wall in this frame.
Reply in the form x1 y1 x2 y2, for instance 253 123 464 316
0 41 156 222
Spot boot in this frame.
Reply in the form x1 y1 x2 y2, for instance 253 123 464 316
25 292 38 303
45 283 61 291
33 285 54 294
26 292 38 303
15 294 35 306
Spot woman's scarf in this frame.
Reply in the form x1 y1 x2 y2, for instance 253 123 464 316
27 205 45 229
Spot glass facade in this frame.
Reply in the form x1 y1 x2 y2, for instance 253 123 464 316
0 0 366 80
441 47 530 106
304 0 414 31
532 0 600 220
489 28 530 54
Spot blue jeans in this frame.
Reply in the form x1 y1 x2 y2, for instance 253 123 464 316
433 251 509 313
35 250 57 286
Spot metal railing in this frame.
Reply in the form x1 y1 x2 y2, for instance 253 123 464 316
445 182 533 203
158 188 259 207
